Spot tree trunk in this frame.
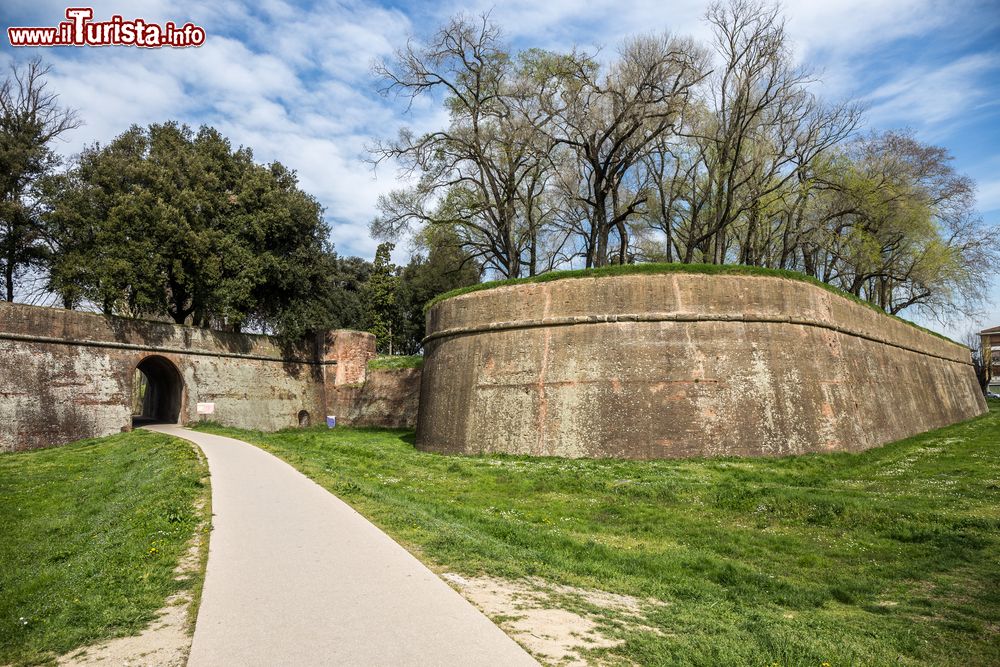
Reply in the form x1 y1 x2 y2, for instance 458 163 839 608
529 229 537 277
593 198 609 268
617 221 628 264
4 261 12 302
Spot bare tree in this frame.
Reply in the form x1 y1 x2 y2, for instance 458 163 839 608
966 330 990 394
366 5 995 324
0 58 80 302
537 34 706 267
369 15 554 279
673 0 859 264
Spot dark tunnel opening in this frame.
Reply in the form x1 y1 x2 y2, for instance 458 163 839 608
131 356 183 427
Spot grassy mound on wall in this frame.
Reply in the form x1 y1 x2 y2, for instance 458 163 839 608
426 262 959 345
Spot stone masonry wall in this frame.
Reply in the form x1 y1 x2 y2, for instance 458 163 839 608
326 367 421 429
417 273 987 459
0 303 380 451
316 330 421 428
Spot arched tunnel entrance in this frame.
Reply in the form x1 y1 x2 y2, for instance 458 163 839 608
132 355 183 427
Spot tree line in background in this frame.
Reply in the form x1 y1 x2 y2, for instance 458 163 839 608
2 0 998 351
370 0 999 321
0 61 478 350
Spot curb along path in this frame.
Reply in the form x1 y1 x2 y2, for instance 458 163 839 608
147 425 538 666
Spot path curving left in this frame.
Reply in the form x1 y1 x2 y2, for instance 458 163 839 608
146 424 537 667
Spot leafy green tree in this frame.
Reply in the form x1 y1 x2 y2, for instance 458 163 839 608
43 122 335 340
0 58 80 302
327 254 373 331
395 227 481 353
363 242 401 354
803 131 998 319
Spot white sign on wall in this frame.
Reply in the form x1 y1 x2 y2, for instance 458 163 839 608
196 402 216 415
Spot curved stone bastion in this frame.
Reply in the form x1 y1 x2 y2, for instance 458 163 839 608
416 272 988 459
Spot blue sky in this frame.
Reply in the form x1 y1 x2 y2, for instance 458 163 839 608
2 0 999 339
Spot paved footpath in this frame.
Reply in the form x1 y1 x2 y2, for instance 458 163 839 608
147 424 538 667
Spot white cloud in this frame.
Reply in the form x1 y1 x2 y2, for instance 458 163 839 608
434 0 960 63
3 0 997 263
976 177 1000 213
1 0 425 258
783 0 955 58
45 55 192 145
864 52 1000 134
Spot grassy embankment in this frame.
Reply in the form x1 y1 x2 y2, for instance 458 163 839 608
196 401 1000 666
0 431 209 666
367 355 424 371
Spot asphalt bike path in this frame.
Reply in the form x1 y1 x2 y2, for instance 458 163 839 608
148 424 537 666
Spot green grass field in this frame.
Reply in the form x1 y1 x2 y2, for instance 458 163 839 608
367 354 424 371
196 401 1000 666
0 431 209 666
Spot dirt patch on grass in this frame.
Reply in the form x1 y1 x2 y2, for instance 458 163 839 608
58 444 211 667
58 533 202 667
57 591 192 666
442 573 665 665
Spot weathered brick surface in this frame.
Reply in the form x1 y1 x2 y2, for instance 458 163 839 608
0 304 386 451
321 330 376 388
327 367 421 428
417 274 988 459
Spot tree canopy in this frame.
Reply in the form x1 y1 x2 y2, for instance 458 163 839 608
0 58 80 303
371 1 999 323
43 122 335 340
357 231 481 354
4 2 998 344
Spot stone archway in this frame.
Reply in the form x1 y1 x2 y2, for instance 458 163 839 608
132 355 183 426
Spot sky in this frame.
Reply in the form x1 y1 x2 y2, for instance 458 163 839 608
2 0 999 340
